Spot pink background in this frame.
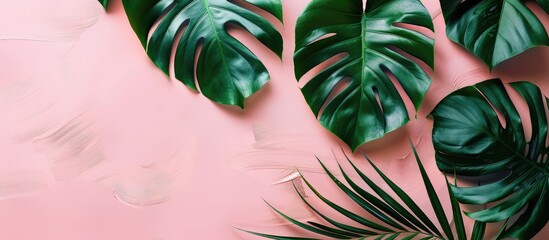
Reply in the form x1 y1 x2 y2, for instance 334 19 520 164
0 0 548 239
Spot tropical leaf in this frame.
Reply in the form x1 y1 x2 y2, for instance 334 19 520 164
242 144 509 239
440 0 549 69
539 0 549 14
294 0 434 150
122 0 283 107
99 0 108 9
430 79 549 239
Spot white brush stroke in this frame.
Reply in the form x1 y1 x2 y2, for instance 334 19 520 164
0 0 195 206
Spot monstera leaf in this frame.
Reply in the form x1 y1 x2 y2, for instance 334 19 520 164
441 0 549 69
122 0 283 107
294 0 434 151
431 79 549 239
99 0 108 9
242 145 501 239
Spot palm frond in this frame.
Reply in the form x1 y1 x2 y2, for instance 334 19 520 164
241 144 509 239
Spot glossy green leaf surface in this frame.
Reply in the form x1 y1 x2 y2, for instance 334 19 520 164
441 0 549 69
122 0 283 107
430 79 549 239
242 144 513 239
294 0 434 151
99 0 108 9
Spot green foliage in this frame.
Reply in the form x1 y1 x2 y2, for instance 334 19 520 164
294 0 434 151
431 79 549 239
99 0 108 9
122 0 283 107
441 0 549 69
243 145 497 240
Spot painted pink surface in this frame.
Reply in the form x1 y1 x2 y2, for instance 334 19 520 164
0 0 547 239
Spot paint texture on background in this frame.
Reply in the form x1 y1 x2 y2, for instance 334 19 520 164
0 0 195 207
0 0 548 239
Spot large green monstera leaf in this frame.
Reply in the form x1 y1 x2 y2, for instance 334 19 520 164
294 0 434 151
441 0 549 69
431 79 549 239
122 0 283 107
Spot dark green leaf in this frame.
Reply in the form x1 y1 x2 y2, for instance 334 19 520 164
401 233 419 240
339 161 421 232
122 0 283 107
441 0 549 69
538 0 549 14
264 201 351 239
292 182 379 236
243 144 526 239
430 79 549 238
306 221 362 238
363 155 443 236
294 0 434 150
317 159 405 231
411 146 454 240
470 221 486 240
446 177 466 240
99 0 108 9
384 233 400 240
300 172 392 232
346 156 435 234
499 185 548 239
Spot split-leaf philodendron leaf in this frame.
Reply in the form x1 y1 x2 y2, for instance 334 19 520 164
431 79 549 239
122 0 283 107
441 0 549 69
99 0 108 9
294 0 434 151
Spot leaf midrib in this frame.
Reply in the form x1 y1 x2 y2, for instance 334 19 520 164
356 11 367 147
442 114 549 174
202 0 238 94
491 0 508 67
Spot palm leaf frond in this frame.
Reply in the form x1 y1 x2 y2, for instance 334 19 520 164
241 144 493 239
